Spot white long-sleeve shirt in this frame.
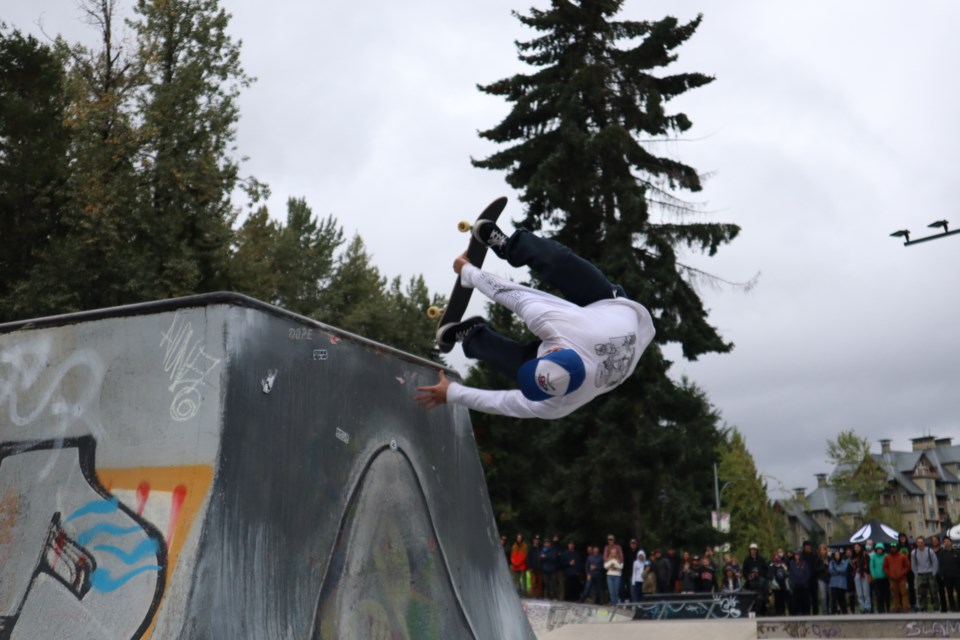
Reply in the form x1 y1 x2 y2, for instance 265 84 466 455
446 264 655 419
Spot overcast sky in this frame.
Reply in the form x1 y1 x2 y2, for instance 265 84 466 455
8 0 960 502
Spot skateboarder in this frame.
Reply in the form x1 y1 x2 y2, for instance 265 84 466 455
414 223 655 419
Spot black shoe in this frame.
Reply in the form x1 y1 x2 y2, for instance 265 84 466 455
437 316 487 346
471 220 510 259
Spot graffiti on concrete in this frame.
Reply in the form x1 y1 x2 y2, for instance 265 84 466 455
0 336 104 433
313 447 473 640
159 313 221 422
904 621 960 638
0 438 166 639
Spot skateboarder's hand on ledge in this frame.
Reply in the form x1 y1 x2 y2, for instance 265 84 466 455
415 370 450 410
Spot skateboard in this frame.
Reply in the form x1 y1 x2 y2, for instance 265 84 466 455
429 196 508 353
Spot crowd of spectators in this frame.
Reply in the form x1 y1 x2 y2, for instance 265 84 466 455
500 532 960 616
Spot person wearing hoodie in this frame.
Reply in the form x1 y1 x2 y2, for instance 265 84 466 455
828 550 850 614
788 550 812 615
769 555 789 616
884 545 912 613
631 551 647 603
870 543 890 613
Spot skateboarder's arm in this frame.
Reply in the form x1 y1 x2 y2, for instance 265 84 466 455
445 382 578 420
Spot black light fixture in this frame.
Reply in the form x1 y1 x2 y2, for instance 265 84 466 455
889 229 911 243
890 220 957 246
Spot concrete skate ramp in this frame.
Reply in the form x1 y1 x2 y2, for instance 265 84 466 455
0 293 534 639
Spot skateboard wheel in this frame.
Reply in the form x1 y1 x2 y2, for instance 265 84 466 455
427 306 442 319
457 220 471 233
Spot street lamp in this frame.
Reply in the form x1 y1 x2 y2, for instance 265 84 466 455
890 219 958 246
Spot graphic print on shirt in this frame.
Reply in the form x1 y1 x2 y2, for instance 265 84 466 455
594 334 637 388
475 271 523 306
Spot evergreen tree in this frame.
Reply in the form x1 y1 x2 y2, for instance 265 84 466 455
231 205 282 302
130 0 252 297
471 2 739 545
717 428 783 560
0 27 71 321
272 197 343 317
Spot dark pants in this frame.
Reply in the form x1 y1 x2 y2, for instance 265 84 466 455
944 575 960 612
936 574 948 612
792 586 811 615
544 570 562 600
830 587 848 614
580 575 602 603
463 230 624 378
872 577 890 613
773 589 787 616
564 574 582 602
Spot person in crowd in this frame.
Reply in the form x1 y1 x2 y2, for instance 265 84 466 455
851 542 871 613
828 549 849 614
930 535 948 613
721 566 742 592
667 547 682 592
704 547 719 573
631 550 647 602
788 549 812 615
884 544 911 613
527 534 543 597
642 559 657 595
604 543 625 606
897 531 917 612
654 549 673 594
844 547 857 614
541 538 562 600
696 554 717 593
769 554 789 616
727 554 742 579
680 557 698 594
800 541 819 614
561 541 583 602
580 545 604 604
911 535 940 612
743 543 767 579
939 536 960 612
510 534 529 596
870 542 890 613
621 538 640 601
745 567 769 616
814 543 831 615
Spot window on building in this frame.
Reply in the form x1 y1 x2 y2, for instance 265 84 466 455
928 495 934 505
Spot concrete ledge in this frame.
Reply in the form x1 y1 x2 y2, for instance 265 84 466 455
541 619 757 640
757 614 960 638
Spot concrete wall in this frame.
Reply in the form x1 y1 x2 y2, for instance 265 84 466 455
0 294 534 640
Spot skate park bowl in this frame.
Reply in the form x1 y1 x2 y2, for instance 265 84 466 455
0 292 535 639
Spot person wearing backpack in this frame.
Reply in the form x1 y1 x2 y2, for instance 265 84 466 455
912 536 940 612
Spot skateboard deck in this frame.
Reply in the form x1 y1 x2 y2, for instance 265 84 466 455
430 196 508 353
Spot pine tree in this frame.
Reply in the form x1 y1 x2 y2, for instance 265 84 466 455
471 1 739 546
131 0 252 296
0 27 71 321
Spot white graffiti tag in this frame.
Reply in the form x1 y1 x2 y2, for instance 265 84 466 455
159 314 221 422
0 336 104 430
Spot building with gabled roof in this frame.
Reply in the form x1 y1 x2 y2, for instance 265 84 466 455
775 437 960 548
